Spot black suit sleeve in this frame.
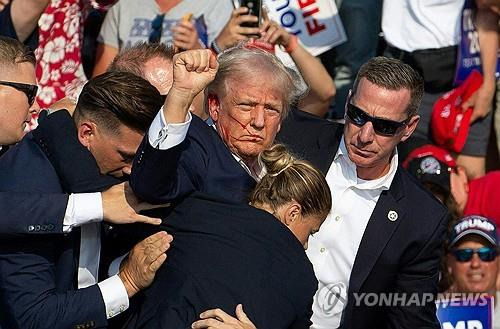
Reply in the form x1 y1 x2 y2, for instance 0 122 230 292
0 192 67 237
33 110 120 193
130 120 209 204
0 239 107 329
386 211 448 329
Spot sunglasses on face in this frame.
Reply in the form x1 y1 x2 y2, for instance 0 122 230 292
451 247 498 262
0 80 38 106
149 14 165 43
345 103 409 136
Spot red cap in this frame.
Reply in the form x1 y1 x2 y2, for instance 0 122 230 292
403 144 457 169
431 70 483 153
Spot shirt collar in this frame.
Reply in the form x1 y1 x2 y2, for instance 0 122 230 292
335 136 398 190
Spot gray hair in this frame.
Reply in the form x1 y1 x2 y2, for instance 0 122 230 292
206 43 305 120
353 56 424 118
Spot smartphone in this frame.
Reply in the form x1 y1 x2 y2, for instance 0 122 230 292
239 0 262 28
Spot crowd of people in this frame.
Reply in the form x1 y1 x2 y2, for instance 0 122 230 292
0 0 499 328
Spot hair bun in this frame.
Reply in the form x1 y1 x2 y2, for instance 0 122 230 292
260 144 295 177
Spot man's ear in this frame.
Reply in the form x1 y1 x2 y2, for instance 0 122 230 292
77 121 96 150
401 115 420 142
207 94 220 122
283 202 302 226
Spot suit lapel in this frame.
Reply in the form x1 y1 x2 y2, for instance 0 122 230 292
348 169 406 294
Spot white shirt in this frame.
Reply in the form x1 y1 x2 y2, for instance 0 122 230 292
307 137 399 328
64 193 129 319
382 0 465 52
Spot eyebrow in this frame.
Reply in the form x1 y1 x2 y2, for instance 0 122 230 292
118 150 136 159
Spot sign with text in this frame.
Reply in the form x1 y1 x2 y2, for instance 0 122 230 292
264 0 346 56
436 294 493 329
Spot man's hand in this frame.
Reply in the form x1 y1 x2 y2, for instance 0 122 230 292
102 182 163 225
172 20 203 51
461 79 496 123
259 20 291 48
118 231 173 298
49 97 77 115
215 7 260 51
0 0 10 11
164 49 218 123
191 304 256 329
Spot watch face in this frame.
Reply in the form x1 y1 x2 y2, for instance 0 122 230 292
420 156 441 175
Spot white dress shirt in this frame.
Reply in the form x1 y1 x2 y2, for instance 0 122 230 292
307 137 399 328
63 191 129 318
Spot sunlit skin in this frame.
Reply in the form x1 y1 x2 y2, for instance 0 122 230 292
447 236 499 295
208 72 284 172
77 122 144 178
0 62 37 145
344 78 419 180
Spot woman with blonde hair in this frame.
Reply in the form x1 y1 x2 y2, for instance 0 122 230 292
126 144 331 329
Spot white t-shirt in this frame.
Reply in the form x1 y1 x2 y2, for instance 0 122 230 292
99 0 232 50
382 0 465 52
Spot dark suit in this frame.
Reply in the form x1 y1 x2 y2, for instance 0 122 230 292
0 110 118 238
0 131 109 329
124 193 317 329
277 109 448 329
130 114 256 204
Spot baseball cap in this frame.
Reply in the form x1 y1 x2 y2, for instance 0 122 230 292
431 70 483 153
402 144 456 194
449 215 499 248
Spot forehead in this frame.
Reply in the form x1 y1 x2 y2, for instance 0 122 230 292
352 78 411 120
454 235 493 249
2 62 36 84
103 124 144 153
225 74 284 104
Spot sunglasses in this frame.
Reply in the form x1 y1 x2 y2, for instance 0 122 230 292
346 103 409 136
149 14 165 43
0 80 38 106
451 247 498 262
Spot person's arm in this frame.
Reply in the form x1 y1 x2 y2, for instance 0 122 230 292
130 49 218 203
93 4 120 77
10 0 50 42
0 231 171 329
259 22 335 117
386 212 448 328
463 6 498 122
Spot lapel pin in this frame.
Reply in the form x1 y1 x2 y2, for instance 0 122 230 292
388 210 398 222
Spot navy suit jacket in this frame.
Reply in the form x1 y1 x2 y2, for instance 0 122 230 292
0 132 108 329
124 193 317 329
0 110 118 238
277 109 448 329
130 114 256 204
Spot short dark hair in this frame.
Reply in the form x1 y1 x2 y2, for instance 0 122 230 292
0 36 36 67
74 71 162 133
107 42 175 78
352 57 424 117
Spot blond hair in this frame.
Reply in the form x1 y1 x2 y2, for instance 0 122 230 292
250 144 332 217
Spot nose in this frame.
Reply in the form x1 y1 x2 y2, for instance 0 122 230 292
251 106 265 129
357 121 375 145
470 253 481 268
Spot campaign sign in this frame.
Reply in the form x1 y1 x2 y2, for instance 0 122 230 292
436 295 493 329
264 0 347 56
455 0 500 85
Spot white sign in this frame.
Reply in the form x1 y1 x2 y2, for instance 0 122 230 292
264 0 347 56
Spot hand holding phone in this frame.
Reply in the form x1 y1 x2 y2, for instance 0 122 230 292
239 0 262 28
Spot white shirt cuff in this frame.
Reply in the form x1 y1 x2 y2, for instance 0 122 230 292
97 274 129 319
63 193 103 233
148 106 191 150
108 253 128 277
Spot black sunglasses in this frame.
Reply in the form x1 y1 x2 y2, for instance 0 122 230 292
452 247 498 262
149 14 165 43
346 103 409 136
0 80 38 106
